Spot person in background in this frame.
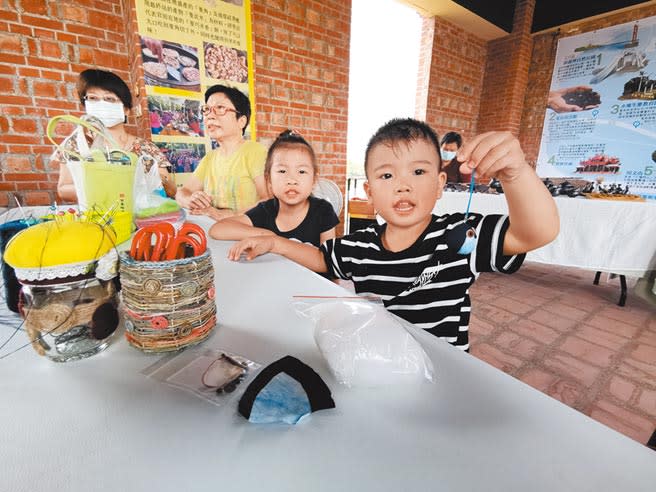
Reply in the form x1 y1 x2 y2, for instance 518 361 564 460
209 129 338 246
440 131 472 184
53 69 176 199
175 84 269 220
150 110 163 135
226 118 559 351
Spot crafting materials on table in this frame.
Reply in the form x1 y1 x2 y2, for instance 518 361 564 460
2 217 121 361
445 173 478 255
120 223 215 352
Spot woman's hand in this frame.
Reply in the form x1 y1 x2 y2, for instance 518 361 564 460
228 236 276 261
189 206 234 221
188 190 212 209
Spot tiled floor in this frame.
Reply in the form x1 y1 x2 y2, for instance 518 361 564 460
469 262 656 448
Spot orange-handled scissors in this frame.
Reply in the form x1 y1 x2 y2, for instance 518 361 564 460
130 221 207 261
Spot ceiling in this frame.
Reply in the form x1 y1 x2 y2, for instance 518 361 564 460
400 0 653 40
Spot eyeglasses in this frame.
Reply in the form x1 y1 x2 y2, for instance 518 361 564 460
84 95 122 104
200 104 239 117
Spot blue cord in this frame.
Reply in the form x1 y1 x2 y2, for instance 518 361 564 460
464 173 475 219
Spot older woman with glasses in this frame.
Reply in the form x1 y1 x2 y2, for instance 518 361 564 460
54 69 176 201
175 84 269 220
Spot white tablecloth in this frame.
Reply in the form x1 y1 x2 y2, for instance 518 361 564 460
1 215 655 491
434 192 656 277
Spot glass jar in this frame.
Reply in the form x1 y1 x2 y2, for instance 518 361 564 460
21 278 119 362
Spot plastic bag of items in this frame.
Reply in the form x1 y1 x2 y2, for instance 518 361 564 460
293 298 434 387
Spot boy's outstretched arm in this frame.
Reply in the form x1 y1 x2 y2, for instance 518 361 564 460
456 131 559 256
209 215 275 240
227 236 328 272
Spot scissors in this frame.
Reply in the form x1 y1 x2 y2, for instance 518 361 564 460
130 222 207 261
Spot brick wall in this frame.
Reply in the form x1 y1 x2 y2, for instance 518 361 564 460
416 15 487 141
519 2 656 163
477 0 534 137
250 0 351 196
0 0 131 207
0 0 351 210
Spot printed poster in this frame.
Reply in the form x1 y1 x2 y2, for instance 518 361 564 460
135 0 255 180
536 16 656 199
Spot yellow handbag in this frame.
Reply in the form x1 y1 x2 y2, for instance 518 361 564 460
47 115 137 215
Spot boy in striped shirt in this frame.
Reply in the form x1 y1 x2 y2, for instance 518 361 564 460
229 119 559 350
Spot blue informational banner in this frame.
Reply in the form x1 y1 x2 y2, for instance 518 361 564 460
537 17 656 200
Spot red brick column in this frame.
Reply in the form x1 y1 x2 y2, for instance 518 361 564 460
477 0 535 136
415 15 487 140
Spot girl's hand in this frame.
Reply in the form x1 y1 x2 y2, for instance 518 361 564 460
456 131 528 184
228 236 276 261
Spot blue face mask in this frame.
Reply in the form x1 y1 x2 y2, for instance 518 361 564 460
441 149 457 161
239 356 335 425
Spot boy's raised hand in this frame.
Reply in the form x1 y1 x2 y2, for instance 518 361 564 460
228 236 275 261
455 131 528 183
454 131 559 255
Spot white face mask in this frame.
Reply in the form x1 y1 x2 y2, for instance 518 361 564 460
85 100 125 128
441 149 457 161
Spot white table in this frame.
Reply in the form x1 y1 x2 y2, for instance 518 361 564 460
1 215 655 492
433 192 656 276
434 192 656 305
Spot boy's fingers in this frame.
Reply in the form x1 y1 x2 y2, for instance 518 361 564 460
457 132 512 170
473 144 512 179
456 132 487 163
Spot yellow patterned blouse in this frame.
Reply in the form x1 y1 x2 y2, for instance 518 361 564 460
193 140 267 211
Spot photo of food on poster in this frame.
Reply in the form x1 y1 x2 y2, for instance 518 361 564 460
204 42 248 83
135 0 255 178
536 16 656 199
141 37 201 92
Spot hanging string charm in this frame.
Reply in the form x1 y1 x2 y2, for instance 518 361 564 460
446 173 478 255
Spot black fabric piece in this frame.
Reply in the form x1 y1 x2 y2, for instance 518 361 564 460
445 222 471 252
238 355 335 420
0 220 28 313
90 302 119 340
647 429 656 450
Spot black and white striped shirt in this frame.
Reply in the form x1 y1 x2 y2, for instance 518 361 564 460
320 213 525 351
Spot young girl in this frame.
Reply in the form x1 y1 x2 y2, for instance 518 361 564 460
209 130 339 246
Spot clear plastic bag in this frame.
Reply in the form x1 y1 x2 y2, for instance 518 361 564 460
142 346 260 407
293 298 434 387
133 155 180 219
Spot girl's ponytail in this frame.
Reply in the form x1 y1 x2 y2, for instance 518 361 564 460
264 129 318 179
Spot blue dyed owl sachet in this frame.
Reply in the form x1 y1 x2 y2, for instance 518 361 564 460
238 356 335 425
446 173 478 255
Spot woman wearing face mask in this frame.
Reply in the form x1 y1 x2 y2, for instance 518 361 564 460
175 84 269 221
440 131 472 184
54 69 176 202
